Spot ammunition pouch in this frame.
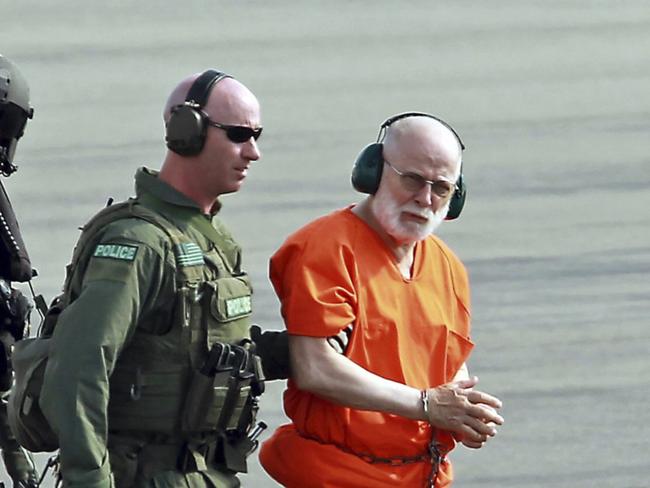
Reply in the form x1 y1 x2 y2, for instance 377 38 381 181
181 370 250 434
181 342 263 437
177 267 260 442
204 274 253 346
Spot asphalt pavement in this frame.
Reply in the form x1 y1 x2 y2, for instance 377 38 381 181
2 1 649 486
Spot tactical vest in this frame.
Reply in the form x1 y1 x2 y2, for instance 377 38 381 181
60 196 259 438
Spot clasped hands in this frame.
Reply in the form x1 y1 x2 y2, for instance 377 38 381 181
424 376 503 449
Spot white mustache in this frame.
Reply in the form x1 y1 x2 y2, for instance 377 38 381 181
404 202 449 223
404 208 433 220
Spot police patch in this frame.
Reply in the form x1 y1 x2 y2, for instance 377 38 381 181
225 295 252 318
93 243 139 261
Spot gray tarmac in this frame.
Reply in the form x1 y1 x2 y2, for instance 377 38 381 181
2 1 649 487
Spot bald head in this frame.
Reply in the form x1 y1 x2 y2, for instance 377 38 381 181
383 116 462 180
163 72 259 124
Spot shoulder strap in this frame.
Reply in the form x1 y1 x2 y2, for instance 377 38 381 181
63 200 135 294
62 199 190 300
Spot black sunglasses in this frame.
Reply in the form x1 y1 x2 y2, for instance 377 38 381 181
206 118 263 143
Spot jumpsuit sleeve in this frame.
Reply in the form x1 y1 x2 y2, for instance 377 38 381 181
269 236 358 338
40 228 173 488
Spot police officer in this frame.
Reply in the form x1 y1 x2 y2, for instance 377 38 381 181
40 70 287 487
0 54 38 488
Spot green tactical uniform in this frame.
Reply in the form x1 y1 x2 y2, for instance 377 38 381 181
41 167 264 488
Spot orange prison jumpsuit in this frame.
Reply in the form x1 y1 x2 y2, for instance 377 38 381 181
260 207 474 487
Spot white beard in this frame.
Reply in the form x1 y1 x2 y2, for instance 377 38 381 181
374 192 449 244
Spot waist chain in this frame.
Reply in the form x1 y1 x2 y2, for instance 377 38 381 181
298 431 445 488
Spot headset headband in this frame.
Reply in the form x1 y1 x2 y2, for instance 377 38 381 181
377 111 465 150
185 69 231 108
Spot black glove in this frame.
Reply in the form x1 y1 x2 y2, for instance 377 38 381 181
250 325 290 381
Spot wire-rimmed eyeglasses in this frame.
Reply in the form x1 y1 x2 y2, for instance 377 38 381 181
385 160 457 198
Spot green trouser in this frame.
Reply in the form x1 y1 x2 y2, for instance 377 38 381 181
109 438 241 488
132 470 240 488
0 392 37 485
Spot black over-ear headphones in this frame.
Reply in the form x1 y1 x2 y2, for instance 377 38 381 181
165 69 232 156
351 112 467 220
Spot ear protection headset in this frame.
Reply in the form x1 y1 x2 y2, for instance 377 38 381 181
165 69 232 156
351 111 467 220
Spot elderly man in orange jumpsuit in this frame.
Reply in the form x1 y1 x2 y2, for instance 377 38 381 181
260 113 504 487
